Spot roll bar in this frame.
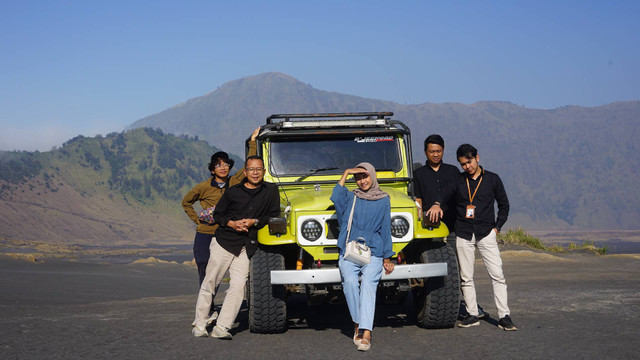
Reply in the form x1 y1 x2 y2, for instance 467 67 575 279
266 112 394 124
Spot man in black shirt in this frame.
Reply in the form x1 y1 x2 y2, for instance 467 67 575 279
192 156 280 339
413 134 460 231
426 144 517 331
414 135 486 319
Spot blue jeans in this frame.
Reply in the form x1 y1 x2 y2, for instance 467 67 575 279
338 255 383 331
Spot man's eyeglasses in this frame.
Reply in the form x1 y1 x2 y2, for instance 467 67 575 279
246 167 264 173
214 163 230 169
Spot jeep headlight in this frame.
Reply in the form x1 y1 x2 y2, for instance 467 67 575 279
391 216 410 238
301 219 323 241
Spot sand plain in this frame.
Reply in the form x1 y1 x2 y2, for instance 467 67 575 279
1 247 639 359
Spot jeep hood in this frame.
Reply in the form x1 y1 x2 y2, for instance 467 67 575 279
283 185 415 212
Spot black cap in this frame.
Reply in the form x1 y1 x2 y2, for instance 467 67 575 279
208 151 235 172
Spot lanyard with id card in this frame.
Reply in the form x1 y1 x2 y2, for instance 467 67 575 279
465 176 483 219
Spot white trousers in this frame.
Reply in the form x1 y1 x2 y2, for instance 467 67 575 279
194 240 250 329
456 231 510 319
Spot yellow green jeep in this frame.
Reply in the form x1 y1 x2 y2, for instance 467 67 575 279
247 112 460 333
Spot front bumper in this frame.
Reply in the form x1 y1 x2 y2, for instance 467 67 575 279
270 262 447 285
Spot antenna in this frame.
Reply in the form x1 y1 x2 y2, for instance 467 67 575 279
267 151 292 211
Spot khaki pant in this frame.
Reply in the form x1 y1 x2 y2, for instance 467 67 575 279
456 231 510 319
194 241 250 329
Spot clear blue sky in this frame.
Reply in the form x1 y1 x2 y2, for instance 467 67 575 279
1 1 639 151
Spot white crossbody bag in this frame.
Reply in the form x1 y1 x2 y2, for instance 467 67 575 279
343 195 371 266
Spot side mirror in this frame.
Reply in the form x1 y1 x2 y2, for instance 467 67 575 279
421 217 440 231
268 217 287 235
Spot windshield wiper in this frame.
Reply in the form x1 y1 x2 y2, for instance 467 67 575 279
295 167 339 182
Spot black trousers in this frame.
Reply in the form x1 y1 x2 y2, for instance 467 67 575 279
193 232 214 286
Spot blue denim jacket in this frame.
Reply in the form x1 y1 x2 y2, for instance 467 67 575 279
330 184 394 259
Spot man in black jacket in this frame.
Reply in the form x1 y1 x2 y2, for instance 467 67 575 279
426 144 517 331
192 156 280 339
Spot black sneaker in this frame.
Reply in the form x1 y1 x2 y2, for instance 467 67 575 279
458 303 469 320
478 305 486 319
459 301 487 320
458 314 480 328
498 315 518 331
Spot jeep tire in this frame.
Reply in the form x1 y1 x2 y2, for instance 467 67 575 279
414 240 460 328
248 246 287 333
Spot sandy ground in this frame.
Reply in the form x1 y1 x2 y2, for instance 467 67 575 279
1 249 639 359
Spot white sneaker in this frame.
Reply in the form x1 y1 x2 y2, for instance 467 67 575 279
206 311 219 326
210 325 232 339
192 325 208 337
357 338 371 351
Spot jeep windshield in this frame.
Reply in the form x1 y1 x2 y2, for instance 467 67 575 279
269 135 402 176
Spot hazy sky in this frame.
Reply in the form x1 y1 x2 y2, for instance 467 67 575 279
1 1 639 151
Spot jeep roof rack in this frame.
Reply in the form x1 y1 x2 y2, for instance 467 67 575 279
266 112 394 128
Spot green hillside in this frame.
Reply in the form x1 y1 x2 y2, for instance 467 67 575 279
0 128 238 243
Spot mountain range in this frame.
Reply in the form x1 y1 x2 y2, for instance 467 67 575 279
1 72 638 244
129 72 640 230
